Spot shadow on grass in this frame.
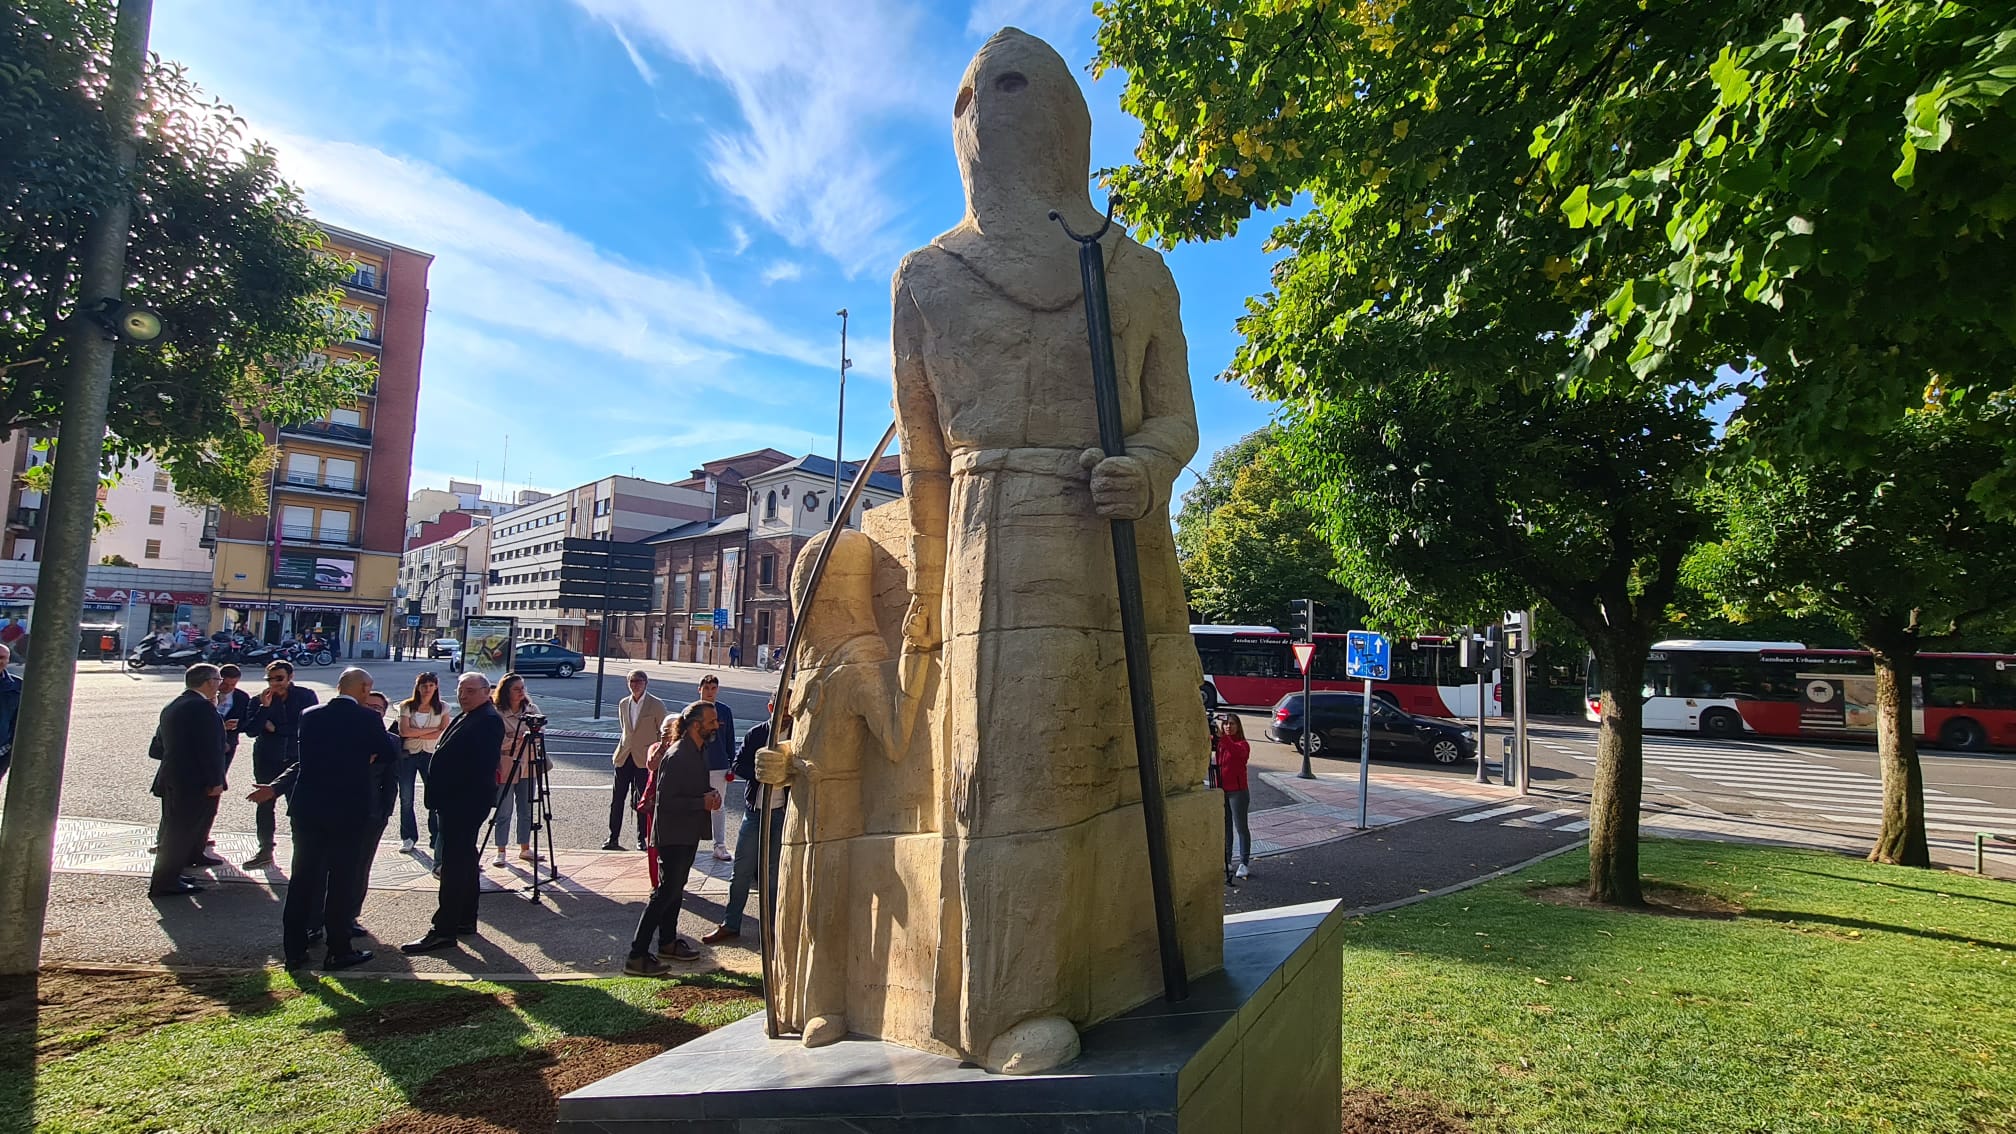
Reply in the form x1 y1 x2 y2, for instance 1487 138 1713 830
1776 865 2016 909
0 975 34 1134
1738 906 2015 950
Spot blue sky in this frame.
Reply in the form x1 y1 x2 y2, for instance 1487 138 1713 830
150 0 1284 502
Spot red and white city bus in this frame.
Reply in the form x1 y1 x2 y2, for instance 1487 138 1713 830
1193 625 1501 718
1585 639 2016 751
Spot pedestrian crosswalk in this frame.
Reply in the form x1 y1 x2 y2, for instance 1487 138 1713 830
1451 803 1587 831
1534 736 2016 836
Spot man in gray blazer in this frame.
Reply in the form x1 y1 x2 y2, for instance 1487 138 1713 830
605 669 667 850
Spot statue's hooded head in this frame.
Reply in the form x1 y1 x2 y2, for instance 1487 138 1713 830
953 28 1093 232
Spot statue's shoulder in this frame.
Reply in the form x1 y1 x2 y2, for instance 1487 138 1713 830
892 238 961 295
1108 232 1177 293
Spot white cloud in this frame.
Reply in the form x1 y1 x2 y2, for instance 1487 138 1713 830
605 21 658 85
262 130 829 374
573 1 944 274
761 260 805 284
728 223 753 255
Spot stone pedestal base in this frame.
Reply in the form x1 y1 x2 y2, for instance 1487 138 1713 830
557 902 1345 1133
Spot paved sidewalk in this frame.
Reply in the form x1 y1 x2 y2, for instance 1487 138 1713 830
55 814 706 899
1249 769 1519 856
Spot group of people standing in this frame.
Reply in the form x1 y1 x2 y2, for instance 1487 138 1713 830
145 660 776 976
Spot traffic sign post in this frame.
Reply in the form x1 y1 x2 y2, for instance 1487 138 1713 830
1291 599 1320 780
557 538 654 720
1345 631 1389 829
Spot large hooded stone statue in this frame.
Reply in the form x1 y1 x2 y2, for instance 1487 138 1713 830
757 26 1222 1076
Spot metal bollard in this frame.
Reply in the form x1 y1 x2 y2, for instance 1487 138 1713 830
1501 735 1516 788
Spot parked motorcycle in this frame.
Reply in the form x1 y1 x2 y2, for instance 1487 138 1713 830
298 634 335 667
127 632 205 671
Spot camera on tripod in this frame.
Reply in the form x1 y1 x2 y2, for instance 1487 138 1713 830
521 712 549 730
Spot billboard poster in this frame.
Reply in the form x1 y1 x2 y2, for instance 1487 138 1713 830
273 551 355 592
464 616 515 685
1799 673 1924 735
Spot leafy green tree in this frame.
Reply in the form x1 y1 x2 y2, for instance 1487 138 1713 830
1 0 373 513
1182 441 1366 628
1175 426 1278 562
1093 0 2016 504
1285 374 1713 905
1687 413 2016 866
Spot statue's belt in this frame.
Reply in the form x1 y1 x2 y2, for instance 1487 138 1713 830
950 446 1091 477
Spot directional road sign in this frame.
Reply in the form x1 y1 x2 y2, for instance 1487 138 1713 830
712 607 729 629
1345 630 1390 681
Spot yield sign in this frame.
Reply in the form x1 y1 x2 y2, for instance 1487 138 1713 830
1291 642 1317 674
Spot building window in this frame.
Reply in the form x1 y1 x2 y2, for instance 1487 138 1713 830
671 575 688 611
318 510 352 542
324 458 357 490
148 505 165 526
765 491 777 520
144 539 161 559
756 609 772 645
151 471 170 492
331 407 363 428
694 571 713 613
281 504 315 541
652 574 668 611
758 554 776 588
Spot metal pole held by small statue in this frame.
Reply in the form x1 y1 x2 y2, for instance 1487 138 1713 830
1052 201 1188 1004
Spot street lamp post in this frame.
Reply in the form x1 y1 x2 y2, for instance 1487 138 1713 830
834 309 852 517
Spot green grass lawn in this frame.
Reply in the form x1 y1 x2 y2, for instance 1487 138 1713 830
1339 840 2016 1133
2 967 762 1134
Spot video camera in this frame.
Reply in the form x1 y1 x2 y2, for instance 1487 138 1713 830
521 712 549 730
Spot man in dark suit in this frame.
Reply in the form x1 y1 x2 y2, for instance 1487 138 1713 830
342 690 401 939
149 664 228 896
243 659 319 869
249 667 397 970
403 672 504 955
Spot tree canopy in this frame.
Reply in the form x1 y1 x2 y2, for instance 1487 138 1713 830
1179 433 1367 629
1 0 373 513
1094 0 2016 505
1687 411 2016 864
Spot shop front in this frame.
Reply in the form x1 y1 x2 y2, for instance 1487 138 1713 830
212 596 387 661
0 562 213 659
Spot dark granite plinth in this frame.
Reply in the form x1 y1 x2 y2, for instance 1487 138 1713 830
557 901 1346 1133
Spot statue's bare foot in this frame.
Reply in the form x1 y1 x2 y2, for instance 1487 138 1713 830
802 1014 847 1048
982 1015 1079 1075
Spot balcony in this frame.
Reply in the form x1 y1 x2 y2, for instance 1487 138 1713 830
347 330 382 351
278 473 366 499
277 524 361 549
341 269 385 295
280 420 372 447
7 506 39 532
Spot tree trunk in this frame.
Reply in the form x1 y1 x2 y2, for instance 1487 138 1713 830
1867 643 1931 867
0 0 153 977
1587 638 1646 905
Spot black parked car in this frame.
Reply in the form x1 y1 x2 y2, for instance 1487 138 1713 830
1265 691 1474 765
512 641 584 678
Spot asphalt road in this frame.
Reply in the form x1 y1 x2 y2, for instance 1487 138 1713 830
20 658 779 855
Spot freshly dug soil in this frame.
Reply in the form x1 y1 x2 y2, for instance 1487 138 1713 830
1529 883 1743 920
368 1018 711 1134
312 986 544 1045
1341 1088 1473 1133
0 965 297 1064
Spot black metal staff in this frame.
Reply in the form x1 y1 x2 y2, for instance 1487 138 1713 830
1051 201 1187 1004
756 421 901 1037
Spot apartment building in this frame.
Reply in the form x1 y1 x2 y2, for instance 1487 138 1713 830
483 476 714 649
208 223 431 659
395 520 489 648
91 452 214 572
700 454 900 667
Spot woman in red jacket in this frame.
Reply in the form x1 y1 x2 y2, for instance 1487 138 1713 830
1214 714 1253 880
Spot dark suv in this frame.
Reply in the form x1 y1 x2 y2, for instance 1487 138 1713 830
1265 691 1474 765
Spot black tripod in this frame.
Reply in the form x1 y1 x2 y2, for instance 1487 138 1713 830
480 717 560 904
